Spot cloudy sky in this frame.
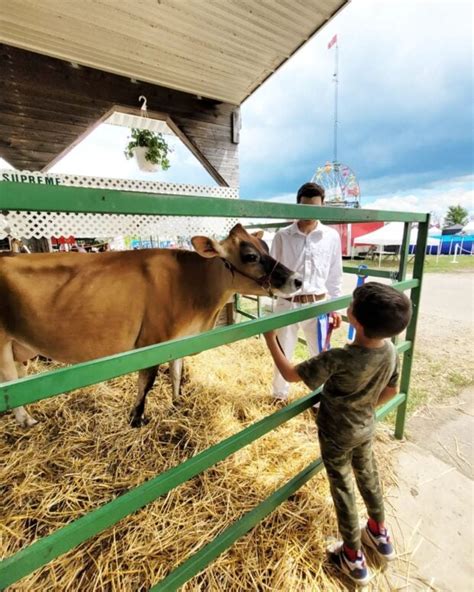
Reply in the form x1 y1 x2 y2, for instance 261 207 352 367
239 0 473 220
1 0 472 220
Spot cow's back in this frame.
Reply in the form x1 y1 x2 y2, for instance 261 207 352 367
0 251 160 363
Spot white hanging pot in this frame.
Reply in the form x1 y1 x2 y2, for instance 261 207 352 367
132 146 161 172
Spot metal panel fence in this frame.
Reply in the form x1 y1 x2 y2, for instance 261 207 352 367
0 182 428 590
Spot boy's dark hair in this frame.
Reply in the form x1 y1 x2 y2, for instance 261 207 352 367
352 282 412 339
296 182 325 204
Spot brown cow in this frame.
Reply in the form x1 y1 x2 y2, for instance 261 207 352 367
0 224 301 427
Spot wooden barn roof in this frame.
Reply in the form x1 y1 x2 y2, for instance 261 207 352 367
0 1 348 176
0 0 348 105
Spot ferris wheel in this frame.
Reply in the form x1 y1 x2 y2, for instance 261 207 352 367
311 161 361 208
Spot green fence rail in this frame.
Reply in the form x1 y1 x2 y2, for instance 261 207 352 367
0 182 429 222
0 182 428 590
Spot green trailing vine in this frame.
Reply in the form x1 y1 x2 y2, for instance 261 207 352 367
124 128 172 170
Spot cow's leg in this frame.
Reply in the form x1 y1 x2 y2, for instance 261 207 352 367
130 366 158 428
0 342 37 427
169 358 183 402
13 361 37 427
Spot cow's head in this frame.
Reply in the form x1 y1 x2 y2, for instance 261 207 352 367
191 223 302 296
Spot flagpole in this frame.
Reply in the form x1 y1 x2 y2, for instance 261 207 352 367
333 39 339 164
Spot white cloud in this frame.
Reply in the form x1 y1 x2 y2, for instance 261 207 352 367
255 175 474 227
364 174 474 221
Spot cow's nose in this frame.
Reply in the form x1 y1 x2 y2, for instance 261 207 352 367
294 277 302 289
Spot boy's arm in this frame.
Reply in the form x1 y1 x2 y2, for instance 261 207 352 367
263 331 301 383
376 385 398 407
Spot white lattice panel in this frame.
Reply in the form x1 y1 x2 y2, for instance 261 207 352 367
1 211 238 240
0 171 239 240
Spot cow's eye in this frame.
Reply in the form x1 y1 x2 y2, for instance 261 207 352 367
243 253 259 263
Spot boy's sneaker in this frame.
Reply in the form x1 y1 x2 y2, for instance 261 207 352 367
327 542 371 586
361 522 396 561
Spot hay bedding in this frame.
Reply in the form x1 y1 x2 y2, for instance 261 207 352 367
1 339 403 591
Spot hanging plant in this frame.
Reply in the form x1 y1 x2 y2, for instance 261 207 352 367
124 128 172 172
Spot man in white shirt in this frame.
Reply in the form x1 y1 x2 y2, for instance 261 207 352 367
270 182 343 401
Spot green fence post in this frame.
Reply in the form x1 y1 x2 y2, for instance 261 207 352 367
257 296 263 318
395 218 429 439
398 222 412 282
391 223 411 346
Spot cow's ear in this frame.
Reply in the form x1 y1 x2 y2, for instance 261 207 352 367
191 236 226 258
251 230 264 239
229 223 245 237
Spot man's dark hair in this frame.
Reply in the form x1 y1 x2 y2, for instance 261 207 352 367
296 182 325 204
352 282 412 339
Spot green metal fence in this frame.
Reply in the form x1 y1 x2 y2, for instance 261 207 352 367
0 182 428 590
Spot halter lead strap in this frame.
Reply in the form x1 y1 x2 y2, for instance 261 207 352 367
221 257 278 297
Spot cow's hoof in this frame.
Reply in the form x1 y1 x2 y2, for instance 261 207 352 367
130 415 149 428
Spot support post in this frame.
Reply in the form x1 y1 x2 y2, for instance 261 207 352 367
452 243 459 263
395 218 429 439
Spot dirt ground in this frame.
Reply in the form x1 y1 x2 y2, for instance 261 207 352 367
407 272 473 410
417 271 473 344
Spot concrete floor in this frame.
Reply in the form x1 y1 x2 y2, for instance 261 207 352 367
386 386 473 591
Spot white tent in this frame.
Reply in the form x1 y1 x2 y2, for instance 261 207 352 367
462 220 474 234
428 225 442 236
354 222 440 247
354 222 440 266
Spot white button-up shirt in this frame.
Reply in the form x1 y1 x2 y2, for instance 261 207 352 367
270 222 343 299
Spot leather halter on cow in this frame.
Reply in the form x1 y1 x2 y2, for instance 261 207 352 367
0 224 301 427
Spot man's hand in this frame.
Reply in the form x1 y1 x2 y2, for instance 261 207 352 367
331 312 342 329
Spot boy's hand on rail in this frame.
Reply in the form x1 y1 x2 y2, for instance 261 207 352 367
263 330 301 383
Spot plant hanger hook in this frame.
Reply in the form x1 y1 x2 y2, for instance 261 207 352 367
138 95 148 118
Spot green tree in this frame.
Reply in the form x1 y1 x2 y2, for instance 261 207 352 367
443 204 469 227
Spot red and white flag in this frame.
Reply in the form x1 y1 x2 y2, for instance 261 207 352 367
327 34 337 49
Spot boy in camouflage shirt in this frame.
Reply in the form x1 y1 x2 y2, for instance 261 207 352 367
264 282 412 586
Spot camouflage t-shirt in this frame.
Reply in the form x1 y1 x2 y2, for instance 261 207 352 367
296 341 399 446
